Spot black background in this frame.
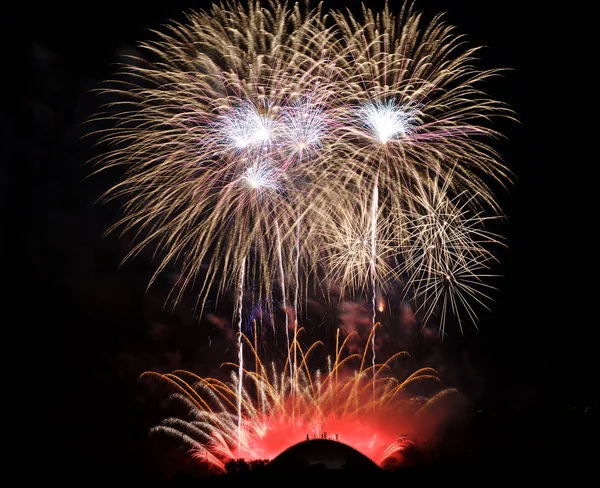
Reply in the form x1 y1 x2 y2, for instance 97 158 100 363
22 0 597 482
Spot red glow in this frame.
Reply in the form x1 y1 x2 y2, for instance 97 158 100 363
144 326 463 473
222 409 416 466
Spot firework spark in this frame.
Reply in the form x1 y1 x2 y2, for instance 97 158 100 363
90 0 514 338
141 327 463 473
400 166 506 332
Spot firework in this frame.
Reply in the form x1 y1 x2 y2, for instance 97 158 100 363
141 326 463 473
90 0 514 337
399 165 506 332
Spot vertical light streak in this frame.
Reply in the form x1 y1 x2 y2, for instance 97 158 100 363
293 217 300 400
370 172 379 397
274 220 291 388
237 256 245 457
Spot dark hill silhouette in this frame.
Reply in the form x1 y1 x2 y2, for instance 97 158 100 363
267 438 382 472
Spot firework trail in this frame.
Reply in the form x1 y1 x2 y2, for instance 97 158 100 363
90 0 514 340
141 327 464 473
370 173 379 394
236 257 246 454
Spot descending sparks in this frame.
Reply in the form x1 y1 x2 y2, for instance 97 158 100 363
401 167 506 332
90 0 514 339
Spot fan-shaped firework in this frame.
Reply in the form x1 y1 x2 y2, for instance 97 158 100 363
142 327 464 472
90 0 514 336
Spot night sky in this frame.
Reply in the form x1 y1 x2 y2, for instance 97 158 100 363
24 0 596 483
